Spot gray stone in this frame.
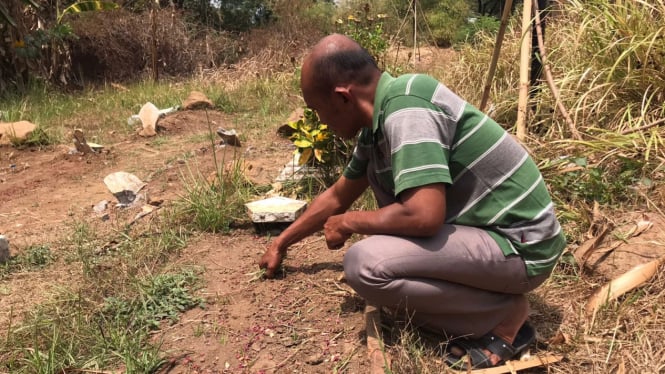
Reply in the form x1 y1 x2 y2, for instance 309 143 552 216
93 200 109 214
0 235 9 264
275 153 319 182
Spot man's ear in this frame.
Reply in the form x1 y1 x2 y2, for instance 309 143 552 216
334 85 352 104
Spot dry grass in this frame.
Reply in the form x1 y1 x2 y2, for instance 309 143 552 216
373 1 665 372
198 1 665 371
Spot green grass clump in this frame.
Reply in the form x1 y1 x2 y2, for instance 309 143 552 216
102 270 204 330
0 245 55 279
1 268 202 373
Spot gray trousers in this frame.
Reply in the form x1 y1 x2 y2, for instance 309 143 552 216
343 224 549 338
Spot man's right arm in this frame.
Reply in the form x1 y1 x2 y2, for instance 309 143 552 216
259 174 369 277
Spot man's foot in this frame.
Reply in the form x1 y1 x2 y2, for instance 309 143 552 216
447 295 531 368
446 321 536 369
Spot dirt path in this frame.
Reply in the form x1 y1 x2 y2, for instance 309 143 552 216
0 108 375 373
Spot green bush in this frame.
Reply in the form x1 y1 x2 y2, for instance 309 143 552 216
423 0 473 47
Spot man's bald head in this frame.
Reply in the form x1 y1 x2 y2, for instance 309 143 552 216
301 34 379 96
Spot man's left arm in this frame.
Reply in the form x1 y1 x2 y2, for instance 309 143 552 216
323 182 446 248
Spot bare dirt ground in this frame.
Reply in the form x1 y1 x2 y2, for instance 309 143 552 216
0 108 374 373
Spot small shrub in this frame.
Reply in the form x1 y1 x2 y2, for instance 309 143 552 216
287 107 354 188
335 3 389 67
462 15 501 44
10 126 54 148
424 0 473 47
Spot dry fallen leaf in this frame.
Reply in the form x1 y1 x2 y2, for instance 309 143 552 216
586 254 665 317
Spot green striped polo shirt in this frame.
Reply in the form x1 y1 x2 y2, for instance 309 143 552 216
343 72 566 276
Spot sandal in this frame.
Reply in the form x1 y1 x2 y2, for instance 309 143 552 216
445 322 536 369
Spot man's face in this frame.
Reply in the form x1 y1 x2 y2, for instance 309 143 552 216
303 88 359 140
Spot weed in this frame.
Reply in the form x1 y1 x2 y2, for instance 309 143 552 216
0 245 54 279
21 245 54 268
245 268 267 283
174 110 257 233
9 127 55 149
68 220 100 277
102 269 204 330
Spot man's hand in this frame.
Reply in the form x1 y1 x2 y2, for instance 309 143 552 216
324 214 352 249
258 245 284 278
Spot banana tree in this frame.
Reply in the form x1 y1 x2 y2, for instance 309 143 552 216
57 1 119 24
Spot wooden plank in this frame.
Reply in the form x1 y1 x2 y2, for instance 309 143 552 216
365 303 390 374
450 353 564 374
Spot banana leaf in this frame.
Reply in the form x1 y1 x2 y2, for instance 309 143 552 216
58 1 119 23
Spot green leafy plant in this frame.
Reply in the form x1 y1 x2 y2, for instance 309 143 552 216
289 107 333 166
335 3 388 67
424 0 473 47
0 244 54 279
57 0 119 24
102 270 204 330
548 155 644 206
461 15 501 44
287 107 354 188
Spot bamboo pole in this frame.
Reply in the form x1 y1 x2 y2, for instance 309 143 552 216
516 0 533 141
532 0 581 140
479 0 514 112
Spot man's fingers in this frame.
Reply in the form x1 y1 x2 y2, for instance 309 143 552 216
327 241 344 250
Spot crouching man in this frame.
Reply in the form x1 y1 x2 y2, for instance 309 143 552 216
259 33 566 369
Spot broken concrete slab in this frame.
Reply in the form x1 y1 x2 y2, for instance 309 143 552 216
73 129 96 154
103 171 146 206
245 196 308 235
93 200 109 214
216 127 241 147
138 102 160 137
0 121 37 145
275 153 319 182
182 91 214 110
245 196 307 223
128 105 177 127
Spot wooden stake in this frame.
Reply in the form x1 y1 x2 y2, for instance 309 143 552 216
479 0 514 112
459 353 564 373
532 0 581 140
412 0 417 65
365 303 390 374
516 0 533 141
